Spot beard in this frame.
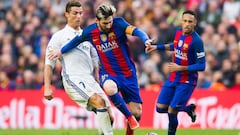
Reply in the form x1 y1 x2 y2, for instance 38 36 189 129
99 24 111 33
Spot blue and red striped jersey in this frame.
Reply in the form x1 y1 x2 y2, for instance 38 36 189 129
167 28 206 85
82 17 136 77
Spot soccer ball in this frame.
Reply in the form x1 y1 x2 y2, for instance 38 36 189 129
146 132 158 135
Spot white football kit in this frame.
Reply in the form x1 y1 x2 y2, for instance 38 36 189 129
45 25 110 110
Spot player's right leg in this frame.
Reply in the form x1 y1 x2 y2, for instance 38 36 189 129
155 85 174 113
156 84 177 135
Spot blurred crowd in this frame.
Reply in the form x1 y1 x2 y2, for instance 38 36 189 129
0 0 239 91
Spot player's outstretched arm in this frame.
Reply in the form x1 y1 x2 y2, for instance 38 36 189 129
47 35 85 60
146 43 174 54
61 35 85 53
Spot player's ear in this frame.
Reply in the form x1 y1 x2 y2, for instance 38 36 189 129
65 12 69 18
179 19 182 26
194 19 197 27
96 18 100 24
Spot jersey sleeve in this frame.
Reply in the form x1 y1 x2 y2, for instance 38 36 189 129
115 17 130 32
89 42 99 68
61 35 85 54
115 17 150 43
188 38 206 71
45 33 62 68
60 27 91 54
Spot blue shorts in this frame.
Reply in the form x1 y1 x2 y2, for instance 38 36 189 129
100 73 142 104
157 80 195 110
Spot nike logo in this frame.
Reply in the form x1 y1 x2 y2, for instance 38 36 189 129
93 38 98 42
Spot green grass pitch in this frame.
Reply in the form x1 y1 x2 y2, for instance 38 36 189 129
0 129 239 135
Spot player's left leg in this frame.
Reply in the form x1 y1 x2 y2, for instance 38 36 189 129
185 103 196 122
167 107 178 135
97 107 114 135
63 77 113 135
176 84 196 122
88 93 113 135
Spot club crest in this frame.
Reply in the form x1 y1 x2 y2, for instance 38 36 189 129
178 40 183 47
100 34 107 42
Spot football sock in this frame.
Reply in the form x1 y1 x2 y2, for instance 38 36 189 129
96 108 113 135
168 113 178 135
109 93 132 118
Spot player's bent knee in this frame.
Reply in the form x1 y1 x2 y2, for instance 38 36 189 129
103 80 118 95
132 110 142 117
89 94 106 108
96 98 106 108
156 107 168 113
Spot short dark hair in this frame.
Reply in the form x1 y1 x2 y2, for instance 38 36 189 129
65 0 82 13
182 10 196 19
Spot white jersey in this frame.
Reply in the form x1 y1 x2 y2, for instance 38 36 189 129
45 25 110 110
45 25 98 77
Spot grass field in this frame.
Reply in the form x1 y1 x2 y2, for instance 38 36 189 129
0 129 239 135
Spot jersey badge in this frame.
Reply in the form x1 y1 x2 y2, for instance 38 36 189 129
178 40 183 47
108 32 115 40
100 34 107 42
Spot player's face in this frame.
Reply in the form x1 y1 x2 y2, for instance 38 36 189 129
181 13 196 35
65 6 83 30
97 16 113 33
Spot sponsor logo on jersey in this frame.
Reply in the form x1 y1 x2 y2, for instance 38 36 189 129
96 40 119 52
175 49 188 60
92 38 99 42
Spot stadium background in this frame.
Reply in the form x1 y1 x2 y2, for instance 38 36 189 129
0 0 240 134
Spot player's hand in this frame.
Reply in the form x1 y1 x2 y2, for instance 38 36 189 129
47 49 62 60
145 44 157 54
94 71 100 83
145 39 153 47
168 62 181 72
44 89 53 100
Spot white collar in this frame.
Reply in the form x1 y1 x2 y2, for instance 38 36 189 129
65 25 83 35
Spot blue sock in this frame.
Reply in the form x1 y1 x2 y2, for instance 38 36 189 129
168 113 178 135
109 93 132 118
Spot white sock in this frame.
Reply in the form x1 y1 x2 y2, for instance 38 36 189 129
96 108 113 135
98 128 104 135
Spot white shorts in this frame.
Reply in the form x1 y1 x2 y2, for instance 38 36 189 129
62 75 111 111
